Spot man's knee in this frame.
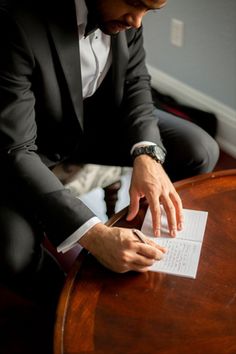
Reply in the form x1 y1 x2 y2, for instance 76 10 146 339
189 131 220 174
156 109 220 178
0 206 40 280
162 123 219 181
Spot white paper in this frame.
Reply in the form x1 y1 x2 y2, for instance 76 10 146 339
141 207 208 278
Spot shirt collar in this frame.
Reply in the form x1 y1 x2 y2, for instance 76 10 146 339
74 0 88 38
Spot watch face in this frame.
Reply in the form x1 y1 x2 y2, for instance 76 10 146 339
153 146 165 162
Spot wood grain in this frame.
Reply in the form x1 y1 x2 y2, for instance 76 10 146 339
54 170 236 354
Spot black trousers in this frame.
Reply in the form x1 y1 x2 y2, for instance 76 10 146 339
77 106 220 181
0 108 219 295
155 109 220 181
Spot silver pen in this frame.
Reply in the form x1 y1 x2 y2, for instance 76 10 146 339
132 228 147 244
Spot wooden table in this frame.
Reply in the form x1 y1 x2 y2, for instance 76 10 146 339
54 169 236 354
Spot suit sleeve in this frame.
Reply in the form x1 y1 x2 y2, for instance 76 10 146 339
122 26 166 152
0 7 95 247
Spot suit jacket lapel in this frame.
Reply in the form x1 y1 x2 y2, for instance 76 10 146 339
46 0 84 130
111 32 129 106
46 0 129 125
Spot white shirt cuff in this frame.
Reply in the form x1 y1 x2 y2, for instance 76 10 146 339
57 216 102 254
130 141 156 155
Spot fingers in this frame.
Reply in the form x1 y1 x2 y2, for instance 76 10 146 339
82 225 167 274
129 158 184 238
149 188 183 237
126 193 140 221
129 235 167 272
148 198 162 237
132 229 167 257
160 196 177 237
118 243 166 273
144 238 167 255
136 242 166 260
161 191 183 237
170 192 184 231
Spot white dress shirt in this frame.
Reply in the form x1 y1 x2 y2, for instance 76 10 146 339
57 0 111 253
75 0 112 98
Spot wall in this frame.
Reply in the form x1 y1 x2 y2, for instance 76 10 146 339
142 0 236 157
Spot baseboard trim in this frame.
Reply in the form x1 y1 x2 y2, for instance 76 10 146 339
147 65 236 158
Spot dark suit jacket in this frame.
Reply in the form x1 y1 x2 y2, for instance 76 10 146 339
0 0 163 246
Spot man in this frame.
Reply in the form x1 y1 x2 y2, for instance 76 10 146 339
0 0 219 292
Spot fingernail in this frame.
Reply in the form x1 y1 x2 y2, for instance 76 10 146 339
155 228 161 237
178 223 183 230
156 253 163 260
171 229 176 237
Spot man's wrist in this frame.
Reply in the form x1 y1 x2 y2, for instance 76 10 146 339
57 217 101 254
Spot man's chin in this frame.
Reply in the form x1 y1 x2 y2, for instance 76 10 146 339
100 22 131 35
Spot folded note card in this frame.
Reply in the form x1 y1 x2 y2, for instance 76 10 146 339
141 207 208 278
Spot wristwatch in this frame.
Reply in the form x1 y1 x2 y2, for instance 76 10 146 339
132 145 166 164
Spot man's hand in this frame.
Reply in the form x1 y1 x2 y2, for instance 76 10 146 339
79 223 167 273
126 155 183 237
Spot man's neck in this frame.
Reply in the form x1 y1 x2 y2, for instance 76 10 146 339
84 0 99 36
84 0 97 19
84 0 95 8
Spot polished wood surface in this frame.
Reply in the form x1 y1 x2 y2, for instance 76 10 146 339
54 170 236 354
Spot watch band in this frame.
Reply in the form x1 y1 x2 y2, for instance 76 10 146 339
132 145 166 164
